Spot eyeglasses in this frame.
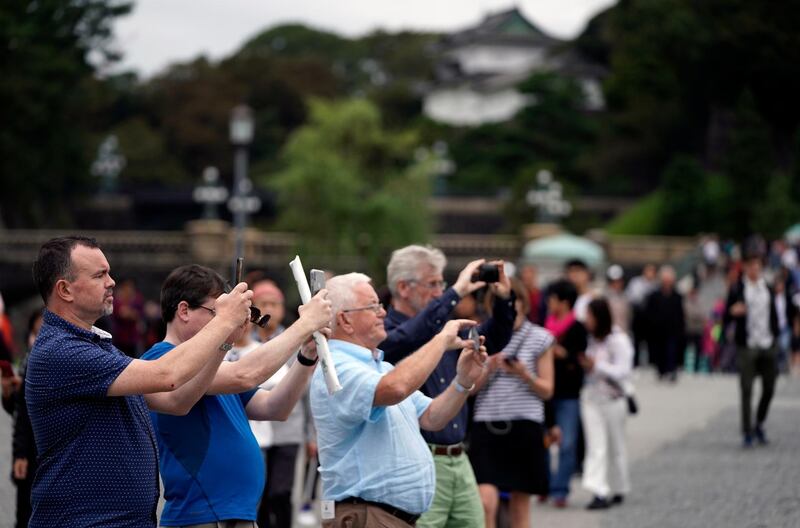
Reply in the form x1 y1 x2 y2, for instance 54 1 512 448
195 305 216 316
409 279 447 291
341 302 385 315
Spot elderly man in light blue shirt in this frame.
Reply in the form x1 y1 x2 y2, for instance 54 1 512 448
311 272 488 527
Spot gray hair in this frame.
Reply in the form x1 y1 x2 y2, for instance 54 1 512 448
386 245 447 295
659 265 676 281
326 272 373 330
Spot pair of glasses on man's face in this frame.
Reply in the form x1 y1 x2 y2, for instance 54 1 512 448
409 279 447 291
341 302 385 315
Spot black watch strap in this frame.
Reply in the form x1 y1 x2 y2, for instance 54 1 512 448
296 350 318 367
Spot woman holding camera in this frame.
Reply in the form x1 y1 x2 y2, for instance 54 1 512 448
579 297 634 509
469 278 555 528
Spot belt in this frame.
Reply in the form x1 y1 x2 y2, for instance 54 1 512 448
428 442 464 456
337 497 420 525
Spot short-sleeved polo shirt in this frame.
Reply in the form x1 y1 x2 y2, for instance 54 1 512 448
25 310 159 528
310 340 435 515
142 342 262 526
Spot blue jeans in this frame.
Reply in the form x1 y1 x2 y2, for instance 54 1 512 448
549 398 581 499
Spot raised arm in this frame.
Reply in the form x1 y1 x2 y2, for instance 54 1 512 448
419 341 488 431
246 340 318 421
380 289 461 363
207 290 331 394
108 283 252 397
374 319 474 407
145 290 330 415
381 259 489 364
476 260 515 354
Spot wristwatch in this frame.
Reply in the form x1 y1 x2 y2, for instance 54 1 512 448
296 350 318 367
452 378 475 394
219 342 233 352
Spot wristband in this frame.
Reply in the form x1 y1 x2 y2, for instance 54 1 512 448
296 350 318 367
452 378 475 394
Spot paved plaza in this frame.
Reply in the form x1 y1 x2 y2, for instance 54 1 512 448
0 372 796 527
532 372 800 528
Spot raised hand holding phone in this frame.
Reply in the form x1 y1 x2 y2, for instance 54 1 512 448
290 256 342 394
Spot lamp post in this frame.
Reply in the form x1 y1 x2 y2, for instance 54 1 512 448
227 105 260 279
91 135 126 193
192 166 229 220
525 169 572 224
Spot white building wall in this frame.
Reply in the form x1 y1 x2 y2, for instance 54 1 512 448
423 88 533 126
449 45 549 75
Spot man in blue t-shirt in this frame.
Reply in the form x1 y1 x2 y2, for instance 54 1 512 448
142 264 332 527
27 236 254 528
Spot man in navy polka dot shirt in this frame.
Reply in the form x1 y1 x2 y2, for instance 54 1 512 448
26 236 254 528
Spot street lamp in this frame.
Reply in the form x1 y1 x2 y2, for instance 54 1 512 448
525 169 572 224
91 135 126 193
227 105 260 278
192 166 228 220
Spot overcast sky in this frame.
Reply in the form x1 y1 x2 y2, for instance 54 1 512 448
112 0 616 78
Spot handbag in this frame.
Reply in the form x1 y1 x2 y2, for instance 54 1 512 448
606 377 638 416
626 394 639 415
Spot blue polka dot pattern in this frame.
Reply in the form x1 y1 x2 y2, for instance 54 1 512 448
25 310 159 527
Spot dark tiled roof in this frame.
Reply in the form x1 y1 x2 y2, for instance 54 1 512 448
437 7 562 51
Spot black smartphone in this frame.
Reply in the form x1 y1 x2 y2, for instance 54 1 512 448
235 257 244 284
472 263 500 283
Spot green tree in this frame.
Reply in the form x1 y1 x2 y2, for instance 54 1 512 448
0 0 132 227
752 171 800 240
724 91 775 236
448 72 598 196
268 99 432 279
108 118 189 185
660 155 732 236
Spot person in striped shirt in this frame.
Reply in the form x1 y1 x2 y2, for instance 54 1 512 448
470 278 555 528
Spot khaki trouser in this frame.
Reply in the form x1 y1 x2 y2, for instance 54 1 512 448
170 521 257 528
322 502 415 528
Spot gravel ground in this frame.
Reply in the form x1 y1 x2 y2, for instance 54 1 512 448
600 377 800 528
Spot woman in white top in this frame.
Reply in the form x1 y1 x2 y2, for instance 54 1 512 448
470 278 555 528
578 297 633 510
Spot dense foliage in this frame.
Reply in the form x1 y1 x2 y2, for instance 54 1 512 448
270 99 432 279
3 1 800 238
1 0 132 226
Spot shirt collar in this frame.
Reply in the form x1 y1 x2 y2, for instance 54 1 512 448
386 306 409 325
330 339 384 362
43 309 114 341
744 276 766 290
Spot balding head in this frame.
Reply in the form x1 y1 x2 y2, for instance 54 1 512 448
252 279 285 332
327 273 387 350
659 265 676 290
